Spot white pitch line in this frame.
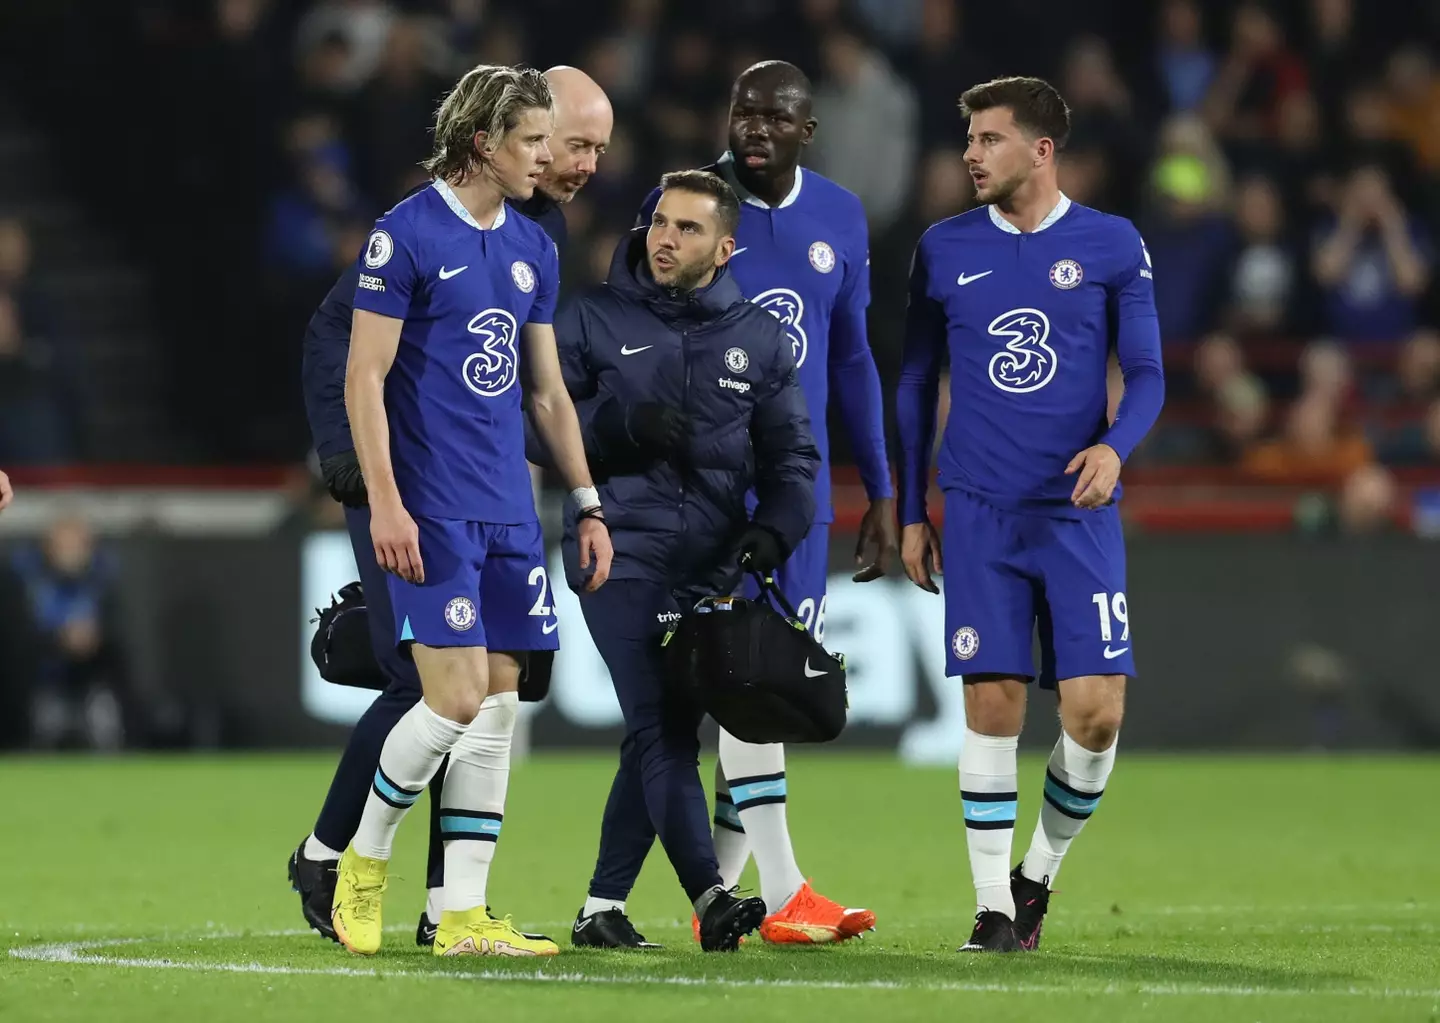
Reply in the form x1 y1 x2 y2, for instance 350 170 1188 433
8 934 1440 1001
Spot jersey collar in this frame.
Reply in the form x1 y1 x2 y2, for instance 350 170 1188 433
717 152 804 209
987 192 1072 234
432 178 508 231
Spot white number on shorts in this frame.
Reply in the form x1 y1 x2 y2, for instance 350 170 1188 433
528 566 553 617
1091 590 1129 642
794 595 827 643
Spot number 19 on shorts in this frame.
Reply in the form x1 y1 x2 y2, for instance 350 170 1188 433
1091 591 1129 642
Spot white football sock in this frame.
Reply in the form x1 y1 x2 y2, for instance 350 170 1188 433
719 729 805 912
1022 730 1117 885
304 833 342 862
710 759 751 889
351 700 467 861
441 691 517 913
960 728 1019 919
581 896 625 918
425 888 444 924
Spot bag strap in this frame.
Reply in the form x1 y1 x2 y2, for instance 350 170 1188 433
745 567 799 619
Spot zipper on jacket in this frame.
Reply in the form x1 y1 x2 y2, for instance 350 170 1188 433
678 328 691 550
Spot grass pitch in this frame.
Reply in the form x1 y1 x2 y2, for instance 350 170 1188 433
3 751 1438 1022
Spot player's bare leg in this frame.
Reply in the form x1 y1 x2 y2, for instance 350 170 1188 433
958 676 1028 952
333 645 487 955
434 650 558 956
1013 673 1124 950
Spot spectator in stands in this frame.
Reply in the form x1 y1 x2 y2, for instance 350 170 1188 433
1340 82 1417 201
0 293 68 465
1142 116 1235 340
352 17 449 203
1242 390 1374 483
1203 2 1309 145
1312 164 1430 343
1225 174 1304 336
294 29 358 127
11 515 130 750
264 113 363 277
1379 396 1440 466
907 0 990 147
1393 329 1440 407
644 27 725 172
0 217 51 342
1216 373 1272 460
1336 462 1401 532
1194 331 1246 396
1298 339 1356 406
1384 46 1440 178
1062 36 1148 216
295 0 396 90
1058 144 1112 210
1156 0 1216 115
1307 0 1361 139
811 18 918 233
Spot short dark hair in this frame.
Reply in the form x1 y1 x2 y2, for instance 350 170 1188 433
959 76 1071 150
658 170 741 236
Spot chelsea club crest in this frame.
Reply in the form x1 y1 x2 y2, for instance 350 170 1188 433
511 260 537 294
808 241 836 274
1049 259 1083 290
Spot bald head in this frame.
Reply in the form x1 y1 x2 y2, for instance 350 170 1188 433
728 60 816 183
732 60 813 110
538 66 614 202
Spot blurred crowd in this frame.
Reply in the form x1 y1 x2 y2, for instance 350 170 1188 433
0 217 76 465
3 0 1440 514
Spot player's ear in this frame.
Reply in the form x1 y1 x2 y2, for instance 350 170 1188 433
1034 136 1054 167
715 234 736 266
801 117 818 146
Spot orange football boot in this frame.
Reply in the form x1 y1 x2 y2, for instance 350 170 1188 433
757 882 876 945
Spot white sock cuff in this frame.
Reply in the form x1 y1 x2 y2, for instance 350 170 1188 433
718 729 786 780
964 729 1020 753
1058 730 1118 788
414 699 469 753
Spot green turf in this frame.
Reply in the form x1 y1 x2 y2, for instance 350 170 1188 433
3 752 1438 1022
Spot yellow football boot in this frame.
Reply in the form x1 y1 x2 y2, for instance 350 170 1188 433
433 906 560 957
331 846 388 956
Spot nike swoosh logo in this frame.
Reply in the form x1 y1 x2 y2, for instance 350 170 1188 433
803 658 828 678
573 917 593 932
1103 645 1129 659
620 345 653 355
731 247 748 256
968 806 1004 817
438 265 468 280
542 620 559 635
956 270 993 286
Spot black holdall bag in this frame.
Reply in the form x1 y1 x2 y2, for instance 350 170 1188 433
311 581 388 691
309 581 553 702
661 570 849 744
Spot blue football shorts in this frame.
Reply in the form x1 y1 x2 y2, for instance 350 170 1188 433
941 489 1135 688
388 517 560 652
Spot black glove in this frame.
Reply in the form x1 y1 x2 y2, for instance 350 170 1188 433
625 402 689 458
730 523 786 575
320 449 368 508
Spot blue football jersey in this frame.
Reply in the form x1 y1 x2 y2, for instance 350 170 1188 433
352 180 560 523
638 155 890 523
899 195 1162 520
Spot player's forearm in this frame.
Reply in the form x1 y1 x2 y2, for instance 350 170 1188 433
895 310 943 525
1100 316 1167 462
895 371 938 526
835 319 887 501
529 389 596 493
344 369 401 507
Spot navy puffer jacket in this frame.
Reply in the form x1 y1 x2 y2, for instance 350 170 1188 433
538 229 818 592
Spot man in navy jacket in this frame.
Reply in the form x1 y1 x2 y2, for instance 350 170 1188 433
541 170 819 951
